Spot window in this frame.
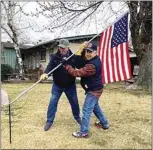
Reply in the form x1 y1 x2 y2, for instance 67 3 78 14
40 50 46 61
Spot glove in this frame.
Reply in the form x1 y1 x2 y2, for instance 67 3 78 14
40 73 48 80
61 57 68 65
75 41 88 56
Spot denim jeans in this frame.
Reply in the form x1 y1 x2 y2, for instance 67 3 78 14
80 92 108 134
46 83 80 124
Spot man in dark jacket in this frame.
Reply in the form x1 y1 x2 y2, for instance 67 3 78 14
64 42 109 138
40 39 81 131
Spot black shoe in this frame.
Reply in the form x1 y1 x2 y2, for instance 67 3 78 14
72 132 89 138
95 121 109 130
44 123 52 131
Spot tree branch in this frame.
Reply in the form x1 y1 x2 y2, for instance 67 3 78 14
76 2 101 26
60 1 103 12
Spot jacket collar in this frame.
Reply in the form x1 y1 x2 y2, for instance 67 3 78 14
55 49 73 59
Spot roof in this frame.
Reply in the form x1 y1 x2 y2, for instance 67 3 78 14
1 42 32 49
26 34 99 49
57 34 99 41
26 34 134 53
1 42 14 48
2 34 134 52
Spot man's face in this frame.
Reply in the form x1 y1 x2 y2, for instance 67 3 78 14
85 49 97 60
58 46 68 55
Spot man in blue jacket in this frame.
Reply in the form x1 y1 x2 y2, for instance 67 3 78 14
65 42 109 138
40 39 81 131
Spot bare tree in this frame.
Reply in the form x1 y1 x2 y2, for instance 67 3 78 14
1 1 33 74
22 1 127 38
127 1 152 90
20 1 152 90
36 1 151 90
26 1 113 34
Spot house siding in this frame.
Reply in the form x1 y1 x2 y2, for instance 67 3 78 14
4 48 16 69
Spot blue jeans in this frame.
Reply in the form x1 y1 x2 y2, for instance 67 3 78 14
46 83 80 124
80 93 108 134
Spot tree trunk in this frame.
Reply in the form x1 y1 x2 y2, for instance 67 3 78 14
3 1 24 75
128 1 152 90
136 43 152 90
14 43 24 74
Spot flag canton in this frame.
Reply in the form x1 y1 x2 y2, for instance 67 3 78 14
111 13 128 48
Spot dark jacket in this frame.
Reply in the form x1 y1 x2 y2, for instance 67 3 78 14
81 56 103 92
45 50 77 87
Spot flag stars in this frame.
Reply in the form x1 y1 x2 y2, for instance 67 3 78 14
111 14 128 48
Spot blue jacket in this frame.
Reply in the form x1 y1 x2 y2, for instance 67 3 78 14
81 56 103 92
45 50 84 87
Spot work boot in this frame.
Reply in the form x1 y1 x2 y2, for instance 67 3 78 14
72 132 89 138
44 123 52 131
94 121 109 130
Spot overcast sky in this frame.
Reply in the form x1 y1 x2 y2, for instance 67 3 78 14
1 1 129 44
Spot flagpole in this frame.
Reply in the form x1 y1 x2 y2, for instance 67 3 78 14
8 104 12 144
3 11 129 144
5 11 129 107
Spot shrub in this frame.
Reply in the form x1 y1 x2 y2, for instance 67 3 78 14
1 64 13 81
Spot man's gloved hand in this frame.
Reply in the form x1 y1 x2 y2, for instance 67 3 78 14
40 73 48 80
75 41 88 56
61 57 68 65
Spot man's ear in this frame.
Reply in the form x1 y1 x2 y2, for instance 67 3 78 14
94 51 97 56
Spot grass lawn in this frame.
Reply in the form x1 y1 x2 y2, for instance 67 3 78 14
1 82 152 149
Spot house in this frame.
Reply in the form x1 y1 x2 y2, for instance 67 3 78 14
2 34 138 76
1 42 31 71
21 34 138 75
20 34 100 71
1 42 17 69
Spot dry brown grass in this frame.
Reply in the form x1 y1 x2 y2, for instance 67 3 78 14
1 82 152 149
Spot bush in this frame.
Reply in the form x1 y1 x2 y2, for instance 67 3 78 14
1 64 13 81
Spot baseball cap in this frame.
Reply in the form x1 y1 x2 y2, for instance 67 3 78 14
58 39 69 48
84 42 97 51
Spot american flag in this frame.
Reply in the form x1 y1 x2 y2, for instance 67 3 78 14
98 13 132 84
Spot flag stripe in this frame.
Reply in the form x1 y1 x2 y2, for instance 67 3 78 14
116 45 121 81
120 43 127 80
98 13 132 84
112 47 118 82
110 25 116 82
100 33 105 84
103 27 112 84
102 30 108 84
108 26 113 83
106 27 112 83
111 47 116 82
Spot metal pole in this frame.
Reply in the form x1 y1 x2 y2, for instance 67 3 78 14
8 11 129 106
3 11 129 145
8 104 12 144
7 37 100 106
